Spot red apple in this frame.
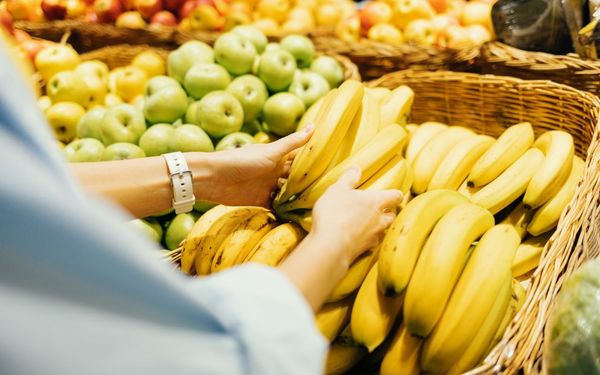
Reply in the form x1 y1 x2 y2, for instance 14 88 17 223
115 10 146 27
178 0 200 19
84 8 98 21
94 0 122 22
150 9 176 25
189 4 222 30
41 0 68 20
428 0 449 13
134 0 162 19
13 28 31 42
360 1 392 33
120 0 135 10
0 9 14 34
163 0 182 12
6 0 31 20
66 0 87 18
81 0 94 6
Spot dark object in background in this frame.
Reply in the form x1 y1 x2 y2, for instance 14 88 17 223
491 0 574 55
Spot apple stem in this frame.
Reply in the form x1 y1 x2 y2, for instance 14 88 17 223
59 30 71 45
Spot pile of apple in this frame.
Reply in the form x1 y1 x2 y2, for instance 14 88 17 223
353 0 495 49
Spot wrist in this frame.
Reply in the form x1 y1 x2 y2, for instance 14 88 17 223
303 230 353 270
184 152 218 203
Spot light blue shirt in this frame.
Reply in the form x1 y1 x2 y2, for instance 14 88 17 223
0 47 327 375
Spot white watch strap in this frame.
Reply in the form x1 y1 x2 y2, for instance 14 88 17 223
163 152 195 214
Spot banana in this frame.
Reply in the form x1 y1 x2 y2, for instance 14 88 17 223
524 130 575 209
315 297 354 342
245 223 305 266
360 155 410 192
467 122 534 187
380 324 423 375
378 190 469 296
278 124 408 212
276 80 364 204
485 279 527 356
404 121 448 164
379 85 414 128
405 123 418 136
457 179 480 200
421 224 520 374
368 87 391 104
181 205 234 274
446 275 512 375
297 94 325 131
325 326 366 375
328 246 380 303
194 206 268 275
404 203 494 337
512 232 552 277
427 135 495 191
528 156 584 235
210 210 277 273
500 202 534 239
470 148 545 214
351 262 404 352
411 126 475 194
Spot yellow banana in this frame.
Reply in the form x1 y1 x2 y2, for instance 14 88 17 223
405 121 448 164
360 155 410 192
276 80 364 204
378 190 469 296
380 324 423 375
470 148 545 214
524 130 575 209
194 206 268 275
404 203 495 337
485 279 527 356
467 122 534 187
278 124 408 212
500 202 534 239
528 156 584 235
245 223 305 266
297 94 325 131
351 262 404 352
210 211 277 273
421 224 520 374
379 85 415 128
411 126 475 194
512 232 552 277
367 87 391 104
446 275 512 375
325 326 366 375
457 179 480 200
328 246 380 303
405 123 418 136
316 297 354 342
428 135 495 191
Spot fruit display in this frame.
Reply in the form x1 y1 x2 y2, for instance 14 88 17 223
0 8 54 62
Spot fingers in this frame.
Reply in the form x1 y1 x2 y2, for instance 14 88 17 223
269 124 314 158
335 166 362 189
375 189 403 210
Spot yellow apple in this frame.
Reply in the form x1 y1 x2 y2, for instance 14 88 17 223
105 92 124 106
316 2 339 26
35 44 80 82
252 17 279 36
223 11 251 31
404 19 436 47
189 4 224 31
108 66 125 93
66 0 86 18
368 23 404 45
464 24 492 45
114 65 147 102
81 74 107 108
281 19 309 34
430 14 459 35
295 0 316 11
75 60 109 83
393 0 435 30
38 95 52 113
45 101 86 143
360 1 393 32
116 11 147 29
460 1 493 33
131 50 165 77
287 6 313 24
335 15 360 42
256 0 288 23
437 24 473 49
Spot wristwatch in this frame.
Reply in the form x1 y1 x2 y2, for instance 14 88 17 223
163 152 195 214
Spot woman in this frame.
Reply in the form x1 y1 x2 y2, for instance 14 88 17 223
0 37 401 374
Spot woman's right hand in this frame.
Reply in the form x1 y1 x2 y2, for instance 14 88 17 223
311 167 403 266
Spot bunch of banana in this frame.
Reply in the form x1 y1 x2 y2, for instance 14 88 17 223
328 246 379 303
380 324 423 375
512 232 552 278
315 297 354 342
324 325 366 375
244 223 305 266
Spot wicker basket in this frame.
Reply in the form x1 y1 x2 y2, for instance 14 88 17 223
368 70 600 374
481 41 600 97
312 35 480 81
79 44 361 82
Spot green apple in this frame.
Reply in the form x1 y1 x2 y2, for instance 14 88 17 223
265 42 280 52
75 60 109 83
288 70 330 108
165 213 196 250
145 75 181 96
226 74 268 123
144 85 188 124
34 44 80 82
231 25 268 53
167 41 215 83
214 33 257 76
280 35 315 68
194 200 217 212
257 49 297 92
168 124 214 152
77 106 106 140
102 142 146 160
132 96 145 112
63 138 105 162
46 102 86 143
262 92 305 136
101 104 147 145
139 123 175 157
128 218 163 243
215 132 256 151
184 63 231 100
47 71 92 108
241 119 262 135
185 101 202 125
196 91 244 138
310 56 344 89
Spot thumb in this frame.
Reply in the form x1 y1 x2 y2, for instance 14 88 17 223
269 124 314 158
335 166 362 189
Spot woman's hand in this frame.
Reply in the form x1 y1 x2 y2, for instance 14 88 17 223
193 126 313 207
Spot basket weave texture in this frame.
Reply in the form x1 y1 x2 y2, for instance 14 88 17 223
481 42 600 97
368 70 600 374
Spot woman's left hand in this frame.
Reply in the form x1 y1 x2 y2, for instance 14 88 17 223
195 125 313 207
